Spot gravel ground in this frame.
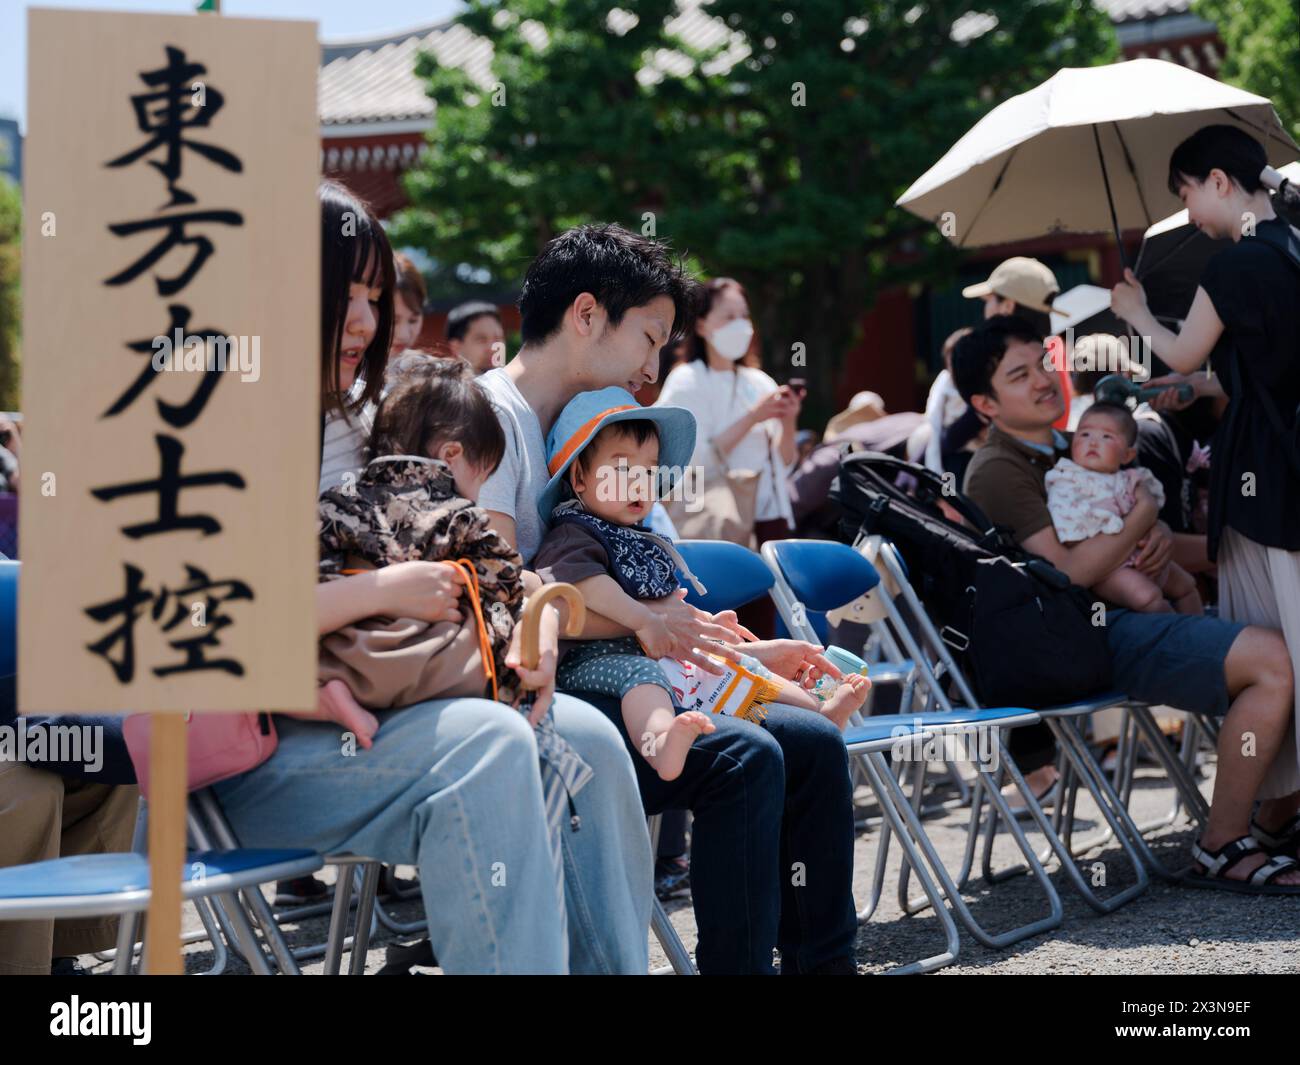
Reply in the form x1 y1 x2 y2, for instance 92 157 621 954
80 753 1300 975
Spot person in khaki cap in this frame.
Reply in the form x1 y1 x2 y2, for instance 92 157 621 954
964 256 1070 431
962 256 1059 325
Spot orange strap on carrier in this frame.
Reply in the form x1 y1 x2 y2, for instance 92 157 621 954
339 560 499 701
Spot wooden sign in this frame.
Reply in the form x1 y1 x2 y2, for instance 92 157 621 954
20 10 320 714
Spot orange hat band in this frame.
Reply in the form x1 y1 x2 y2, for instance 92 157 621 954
547 406 639 477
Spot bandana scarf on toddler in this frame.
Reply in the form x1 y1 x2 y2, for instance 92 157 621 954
548 499 707 601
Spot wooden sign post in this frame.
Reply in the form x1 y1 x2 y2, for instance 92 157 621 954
21 9 320 972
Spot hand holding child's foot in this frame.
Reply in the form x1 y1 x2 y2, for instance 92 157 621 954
649 711 716 782
821 674 871 730
317 678 380 749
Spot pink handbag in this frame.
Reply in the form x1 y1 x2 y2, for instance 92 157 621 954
123 711 278 798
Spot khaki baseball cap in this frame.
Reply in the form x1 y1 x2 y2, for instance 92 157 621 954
962 257 1060 314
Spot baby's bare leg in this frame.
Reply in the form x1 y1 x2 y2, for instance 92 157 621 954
1091 565 1171 613
1160 562 1204 616
624 684 715 781
820 674 873 730
291 679 379 749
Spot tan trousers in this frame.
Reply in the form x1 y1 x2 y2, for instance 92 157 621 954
0 762 140 974
1219 527 1300 800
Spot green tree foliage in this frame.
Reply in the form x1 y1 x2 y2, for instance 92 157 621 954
0 174 20 411
393 0 1117 415
1197 0 1300 143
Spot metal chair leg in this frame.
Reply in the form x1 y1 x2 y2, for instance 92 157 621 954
189 897 229 976
189 794 302 974
349 862 383 975
982 722 1150 912
1057 715 1187 883
321 866 355 976
859 752 960 974
1128 706 1211 827
869 745 1061 951
645 814 696 974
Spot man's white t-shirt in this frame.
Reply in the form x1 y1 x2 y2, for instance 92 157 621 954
477 367 550 565
655 360 794 526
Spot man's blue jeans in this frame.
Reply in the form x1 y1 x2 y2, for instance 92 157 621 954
573 693 858 974
214 693 652 974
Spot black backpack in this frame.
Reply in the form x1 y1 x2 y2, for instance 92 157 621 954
830 451 1112 709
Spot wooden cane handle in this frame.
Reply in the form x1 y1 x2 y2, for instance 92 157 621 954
520 583 586 675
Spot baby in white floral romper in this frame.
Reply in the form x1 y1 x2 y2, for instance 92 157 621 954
1046 402 1202 615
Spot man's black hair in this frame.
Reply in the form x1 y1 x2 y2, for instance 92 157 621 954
517 223 698 346
1168 124 1267 197
950 315 1045 405
445 300 502 342
1002 303 1053 339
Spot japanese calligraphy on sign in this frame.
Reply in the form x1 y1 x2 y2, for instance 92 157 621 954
20 11 319 712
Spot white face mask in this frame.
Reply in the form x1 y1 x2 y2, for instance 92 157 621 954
708 317 754 362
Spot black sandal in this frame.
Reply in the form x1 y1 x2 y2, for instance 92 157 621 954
1251 813 1300 858
1186 836 1300 895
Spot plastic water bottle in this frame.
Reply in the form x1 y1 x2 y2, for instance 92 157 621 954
808 645 870 702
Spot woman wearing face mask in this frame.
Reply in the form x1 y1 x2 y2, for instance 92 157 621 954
656 277 799 636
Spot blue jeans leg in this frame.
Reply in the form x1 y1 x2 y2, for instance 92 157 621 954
548 693 653 974
762 703 858 973
570 691 786 974
212 698 568 974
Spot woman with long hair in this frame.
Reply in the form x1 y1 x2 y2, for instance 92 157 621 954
655 278 799 636
210 181 654 968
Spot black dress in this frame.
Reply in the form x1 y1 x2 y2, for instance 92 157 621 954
1198 218 1300 560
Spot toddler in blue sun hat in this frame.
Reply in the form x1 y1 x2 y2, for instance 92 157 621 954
532 388 724 780
532 388 870 780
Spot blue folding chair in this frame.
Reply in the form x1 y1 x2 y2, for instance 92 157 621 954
0 847 322 974
762 540 917 704
678 539 985 971
846 537 1163 908
1 560 377 975
674 538 775 616
759 539 1064 952
841 716 960 973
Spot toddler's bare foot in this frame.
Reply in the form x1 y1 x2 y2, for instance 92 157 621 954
650 711 716 781
317 679 380 749
821 674 871 730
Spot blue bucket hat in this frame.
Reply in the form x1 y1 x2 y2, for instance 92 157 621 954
538 387 696 522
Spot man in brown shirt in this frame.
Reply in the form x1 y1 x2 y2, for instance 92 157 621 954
953 316 1300 891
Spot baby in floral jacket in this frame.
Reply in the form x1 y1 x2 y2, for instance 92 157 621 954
1046 402 1201 615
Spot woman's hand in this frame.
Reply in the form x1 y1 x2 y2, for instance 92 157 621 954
651 590 744 673
370 561 466 623
1110 268 1149 325
506 604 559 726
1141 373 1202 413
1145 371 1224 411
727 638 843 684
776 385 803 423
750 390 797 424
